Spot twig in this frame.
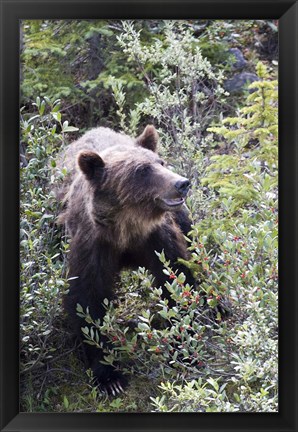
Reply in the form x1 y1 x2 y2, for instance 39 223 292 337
21 343 81 375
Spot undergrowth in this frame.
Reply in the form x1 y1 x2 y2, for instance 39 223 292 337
20 22 278 413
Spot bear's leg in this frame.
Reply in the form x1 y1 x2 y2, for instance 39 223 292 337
141 221 196 305
83 334 127 395
146 221 231 317
173 206 193 238
64 242 126 394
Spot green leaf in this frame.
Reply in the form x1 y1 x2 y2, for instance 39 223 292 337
39 100 46 116
63 125 79 133
207 298 218 308
207 377 219 391
81 326 89 335
138 315 150 323
42 329 51 336
109 398 123 409
76 304 83 313
28 115 40 124
138 322 150 331
158 310 168 319
52 103 61 113
63 396 69 409
98 27 114 37
51 111 61 122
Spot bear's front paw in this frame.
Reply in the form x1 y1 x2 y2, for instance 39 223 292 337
91 364 127 396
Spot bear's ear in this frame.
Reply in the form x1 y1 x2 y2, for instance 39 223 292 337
136 125 159 152
77 151 105 181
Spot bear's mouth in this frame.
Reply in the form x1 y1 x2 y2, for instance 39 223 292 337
157 196 185 210
162 197 185 207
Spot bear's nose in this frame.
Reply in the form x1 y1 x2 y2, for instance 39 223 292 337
175 178 190 196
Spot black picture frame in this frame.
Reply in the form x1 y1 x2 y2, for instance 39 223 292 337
0 0 297 431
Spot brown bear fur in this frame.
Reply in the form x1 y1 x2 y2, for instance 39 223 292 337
55 125 194 393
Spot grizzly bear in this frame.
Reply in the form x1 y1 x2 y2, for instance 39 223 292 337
56 125 195 394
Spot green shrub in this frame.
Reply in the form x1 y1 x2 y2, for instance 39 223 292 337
110 21 228 181
20 97 77 380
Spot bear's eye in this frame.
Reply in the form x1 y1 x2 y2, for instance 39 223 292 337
158 159 165 166
136 164 152 176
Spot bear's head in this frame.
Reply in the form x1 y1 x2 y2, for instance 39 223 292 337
77 125 190 241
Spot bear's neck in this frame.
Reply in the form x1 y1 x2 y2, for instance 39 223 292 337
95 207 167 250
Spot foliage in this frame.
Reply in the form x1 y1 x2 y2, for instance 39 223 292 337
77 197 278 412
112 21 227 180
77 62 278 412
21 19 278 130
21 20 123 129
200 62 278 232
20 21 278 413
21 20 162 130
20 98 76 386
77 254 231 381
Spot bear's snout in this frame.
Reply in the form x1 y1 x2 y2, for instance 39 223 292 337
175 178 190 197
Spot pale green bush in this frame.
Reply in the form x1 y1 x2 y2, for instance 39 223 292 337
110 21 228 181
20 98 77 376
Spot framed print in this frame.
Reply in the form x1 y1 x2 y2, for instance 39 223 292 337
0 0 297 431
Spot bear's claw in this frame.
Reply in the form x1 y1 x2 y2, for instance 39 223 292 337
108 381 124 396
